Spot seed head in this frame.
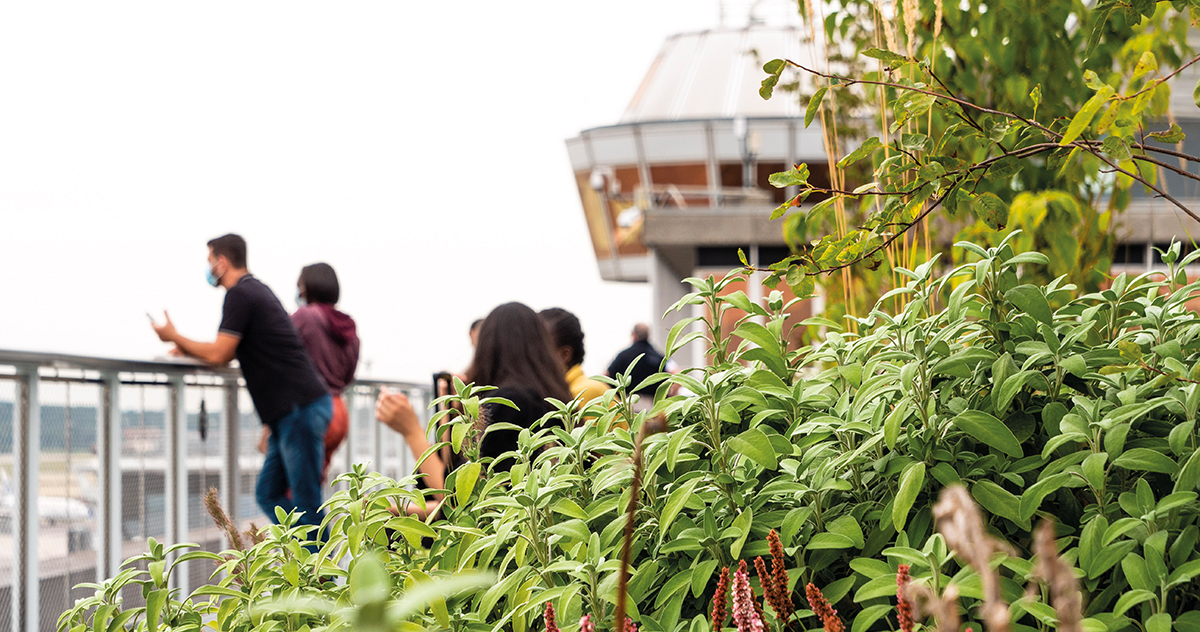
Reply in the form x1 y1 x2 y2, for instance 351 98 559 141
805 583 845 632
711 567 731 631
896 564 916 632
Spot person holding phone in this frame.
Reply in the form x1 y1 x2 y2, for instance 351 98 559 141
376 302 571 517
150 234 332 533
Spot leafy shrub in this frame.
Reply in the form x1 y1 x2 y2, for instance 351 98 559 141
62 235 1200 632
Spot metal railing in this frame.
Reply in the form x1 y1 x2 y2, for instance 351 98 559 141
0 349 431 632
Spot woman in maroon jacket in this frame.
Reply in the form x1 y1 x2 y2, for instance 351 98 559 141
258 263 360 480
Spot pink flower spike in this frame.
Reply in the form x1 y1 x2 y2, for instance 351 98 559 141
731 562 766 632
544 603 560 632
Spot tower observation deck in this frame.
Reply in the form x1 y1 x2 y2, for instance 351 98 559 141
565 25 824 365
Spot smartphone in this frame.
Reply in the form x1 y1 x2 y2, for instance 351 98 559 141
432 371 455 406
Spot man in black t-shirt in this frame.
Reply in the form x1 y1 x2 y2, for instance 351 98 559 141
606 323 666 411
151 234 332 533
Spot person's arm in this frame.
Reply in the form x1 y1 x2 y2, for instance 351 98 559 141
152 311 239 366
376 389 444 519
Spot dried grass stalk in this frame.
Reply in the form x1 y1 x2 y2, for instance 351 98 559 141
203 487 244 552
933 0 944 43
875 0 900 54
245 522 265 546
933 486 1013 632
1029 520 1082 632
902 0 919 58
615 415 668 632
905 583 961 632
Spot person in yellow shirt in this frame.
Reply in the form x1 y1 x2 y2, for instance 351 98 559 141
539 308 610 405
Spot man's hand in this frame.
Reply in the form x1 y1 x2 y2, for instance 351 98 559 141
151 310 178 343
376 389 421 439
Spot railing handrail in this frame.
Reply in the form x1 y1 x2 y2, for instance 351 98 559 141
0 348 429 391
1 348 432 632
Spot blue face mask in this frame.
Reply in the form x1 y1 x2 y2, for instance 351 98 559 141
206 263 221 287
295 291 307 307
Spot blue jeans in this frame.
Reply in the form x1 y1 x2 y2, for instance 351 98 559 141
256 394 333 534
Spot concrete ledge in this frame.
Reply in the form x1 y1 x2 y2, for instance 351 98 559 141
644 206 788 246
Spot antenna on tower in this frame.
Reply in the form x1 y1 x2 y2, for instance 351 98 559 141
749 0 767 26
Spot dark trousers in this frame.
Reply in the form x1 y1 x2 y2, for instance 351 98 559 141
256 394 333 532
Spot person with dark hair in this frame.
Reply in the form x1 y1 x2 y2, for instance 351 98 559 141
257 263 359 482
538 307 609 405
469 318 484 348
606 322 666 411
376 302 571 516
151 234 332 533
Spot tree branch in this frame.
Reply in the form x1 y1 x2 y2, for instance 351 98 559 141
1129 153 1200 183
783 58 1061 139
1116 53 1200 103
1080 142 1200 224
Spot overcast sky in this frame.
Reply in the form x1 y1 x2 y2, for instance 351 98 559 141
0 1 754 382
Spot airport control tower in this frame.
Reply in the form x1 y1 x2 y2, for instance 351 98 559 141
565 22 821 367
567 12 1200 367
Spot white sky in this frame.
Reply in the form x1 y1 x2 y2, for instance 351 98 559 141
0 1 736 383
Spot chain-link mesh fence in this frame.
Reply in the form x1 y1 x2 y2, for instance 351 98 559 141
37 379 101 630
182 382 227 591
115 380 169 610
1 377 16 632
237 389 264 528
0 354 430 632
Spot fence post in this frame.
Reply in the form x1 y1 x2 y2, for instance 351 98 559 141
98 373 123 581
221 381 240 526
166 375 188 594
13 366 39 632
372 386 383 474
342 387 355 484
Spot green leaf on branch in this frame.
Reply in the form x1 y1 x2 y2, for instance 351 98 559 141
1030 84 1042 118
455 461 482 506
970 192 1009 230
658 479 700 542
1193 75 1200 108
1005 284 1053 324
986 118 1011 142
1117 340 1143 363
1083 70 1106 91
971 480 1023 525
1059 86 1114 146
893 462 925 531
760 74 780 100
1148 123 1185 144
1133 51 1158 81
760 59 785 100
768 164 810 188
1102 135 1133 161
838 136 883 168
788 269 816 299
728 427 778 470
901 133 929 151
953 410 1024 458
1084 9 1112 61
1112 448 1179 475
806 86 828 129
862 48 910 65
